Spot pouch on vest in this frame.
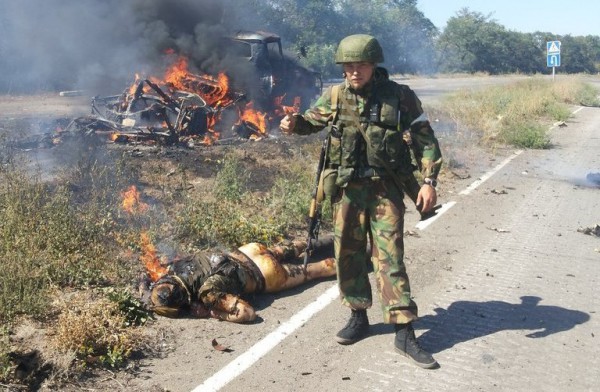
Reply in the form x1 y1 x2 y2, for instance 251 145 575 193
336 166 354 187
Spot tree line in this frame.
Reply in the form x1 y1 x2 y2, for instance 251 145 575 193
249 0 600 77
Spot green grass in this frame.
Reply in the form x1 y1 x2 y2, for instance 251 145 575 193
0 149 144 379
175 151 320 248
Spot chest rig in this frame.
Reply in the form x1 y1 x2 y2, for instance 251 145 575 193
328 76 413 186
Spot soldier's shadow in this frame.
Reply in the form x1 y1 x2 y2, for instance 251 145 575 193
413 296 590 354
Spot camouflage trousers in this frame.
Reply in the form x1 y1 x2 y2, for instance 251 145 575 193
332 178 418 324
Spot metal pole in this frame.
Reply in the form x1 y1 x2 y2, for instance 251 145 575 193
552 66 555 81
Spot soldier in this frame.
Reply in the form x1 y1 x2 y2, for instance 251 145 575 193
142 237 336 323
280 34 442 369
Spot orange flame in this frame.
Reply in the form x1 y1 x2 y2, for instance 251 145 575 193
238 102 267 137
121 185 149 215
140 232 168 282
128 73 142 95
273 94 302 117
162 56 232 108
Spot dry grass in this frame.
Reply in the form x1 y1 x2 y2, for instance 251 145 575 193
49 290 149 369
0 135 322 386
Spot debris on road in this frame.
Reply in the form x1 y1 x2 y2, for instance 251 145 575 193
577 224 600 237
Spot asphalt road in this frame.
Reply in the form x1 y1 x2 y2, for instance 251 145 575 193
116 77 600 391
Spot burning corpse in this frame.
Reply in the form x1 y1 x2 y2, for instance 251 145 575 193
140 237 336 323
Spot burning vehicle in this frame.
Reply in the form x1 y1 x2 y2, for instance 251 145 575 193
223 31 322 113
49 31 322 148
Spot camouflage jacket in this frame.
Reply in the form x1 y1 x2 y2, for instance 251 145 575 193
293 68 442 185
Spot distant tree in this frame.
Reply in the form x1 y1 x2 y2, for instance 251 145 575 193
505 32 545 74
247 0 344 76
436 8 511 74
582 35 600 69
559 35 597 73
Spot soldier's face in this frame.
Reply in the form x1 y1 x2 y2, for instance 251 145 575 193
343 62 375 90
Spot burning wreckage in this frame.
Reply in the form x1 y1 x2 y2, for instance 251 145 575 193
64 58 278 147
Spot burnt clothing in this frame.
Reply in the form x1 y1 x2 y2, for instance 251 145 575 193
198 251 266 308
153 251 261 311
163 253 213 305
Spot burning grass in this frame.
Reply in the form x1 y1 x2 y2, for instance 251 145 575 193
440 75 600 149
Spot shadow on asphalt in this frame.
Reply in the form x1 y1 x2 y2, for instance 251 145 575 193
414 296 590 354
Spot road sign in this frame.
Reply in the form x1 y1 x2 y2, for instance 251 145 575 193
547 54 561 67
547 40 561 54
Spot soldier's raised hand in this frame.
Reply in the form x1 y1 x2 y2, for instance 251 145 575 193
279 113 297 134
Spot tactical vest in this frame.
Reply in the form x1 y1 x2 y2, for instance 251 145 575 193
329 74 414 185
163 252 213 303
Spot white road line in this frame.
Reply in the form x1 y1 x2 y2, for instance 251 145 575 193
191 151 520 391
459 150 523 195
192 284 339 392
414 150 523 229
415 201 457 230
572 107 584 115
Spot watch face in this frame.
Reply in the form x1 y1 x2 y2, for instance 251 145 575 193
425 178 437 187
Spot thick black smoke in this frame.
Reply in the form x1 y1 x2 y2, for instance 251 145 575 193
0 0 262 94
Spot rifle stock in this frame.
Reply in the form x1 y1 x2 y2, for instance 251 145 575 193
304 137 329 268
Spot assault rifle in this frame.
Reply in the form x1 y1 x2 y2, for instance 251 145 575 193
304 136 330 268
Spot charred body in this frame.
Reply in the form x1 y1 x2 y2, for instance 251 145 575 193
140 236 336 323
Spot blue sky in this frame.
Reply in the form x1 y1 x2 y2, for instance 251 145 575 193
416 0 599 36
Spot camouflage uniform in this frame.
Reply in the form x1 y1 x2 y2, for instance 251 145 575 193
292 69 442 324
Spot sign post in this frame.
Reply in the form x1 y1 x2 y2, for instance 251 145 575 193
546 40 561 81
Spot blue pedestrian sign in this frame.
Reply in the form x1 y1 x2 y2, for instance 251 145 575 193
547 41 561 54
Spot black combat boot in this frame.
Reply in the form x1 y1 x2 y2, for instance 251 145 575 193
335 309 369 345
394 323 439 369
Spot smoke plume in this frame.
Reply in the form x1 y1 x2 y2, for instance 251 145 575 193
0 0 262 94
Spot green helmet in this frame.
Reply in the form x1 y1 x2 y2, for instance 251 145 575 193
335 34 384 64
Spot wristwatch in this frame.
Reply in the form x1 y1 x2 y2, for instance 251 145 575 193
423 178 437 188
